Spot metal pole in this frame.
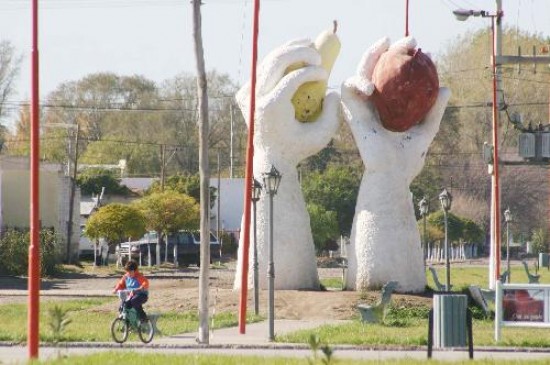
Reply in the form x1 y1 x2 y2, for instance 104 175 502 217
423 214 427 268
506 221 511 283
489 0 503 290
66 124 80 264
267 190 275 341
444 210 450 291
28 0 40 358
217 151 221 262
253 200 259 316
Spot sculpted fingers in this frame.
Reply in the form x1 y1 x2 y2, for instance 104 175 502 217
235 82 252 124
388 36 417 53
356 37 390 81
268 65 328 105
257 44 321 97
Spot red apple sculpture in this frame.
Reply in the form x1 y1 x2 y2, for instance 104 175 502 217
371 47 439 132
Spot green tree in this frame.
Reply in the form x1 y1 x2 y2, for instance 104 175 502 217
462 218 485 244
84 203 146 255
302 165 361 236
427 211 463 243
0 40 21 142
76 167 130 196
135 190 200 266
307 203 340 254
531 228 548 256
146 173 217 209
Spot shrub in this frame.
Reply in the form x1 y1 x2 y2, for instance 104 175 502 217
0 228 61 276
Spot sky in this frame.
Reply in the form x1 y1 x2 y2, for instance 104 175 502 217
1 0 550 126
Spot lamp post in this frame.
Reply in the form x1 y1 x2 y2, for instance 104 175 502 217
251 178 262 316
419 197 429 267
439 188 452 292
262 165 282 341
504 207 512 283
453 1 504 291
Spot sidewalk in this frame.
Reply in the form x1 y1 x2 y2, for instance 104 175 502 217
3 319 550 364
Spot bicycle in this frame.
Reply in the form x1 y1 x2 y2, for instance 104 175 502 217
111 290 154 344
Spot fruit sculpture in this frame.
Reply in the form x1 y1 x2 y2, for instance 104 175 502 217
371 47 439 132
288 21 341 123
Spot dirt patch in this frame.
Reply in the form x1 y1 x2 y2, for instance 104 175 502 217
0 261 430 319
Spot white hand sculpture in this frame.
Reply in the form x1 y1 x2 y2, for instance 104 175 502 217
341 37 451 292
234 39 340 290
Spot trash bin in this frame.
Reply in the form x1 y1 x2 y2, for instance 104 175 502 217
538 253 548 270
432 293 468 348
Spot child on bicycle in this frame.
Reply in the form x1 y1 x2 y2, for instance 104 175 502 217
113 260 150 321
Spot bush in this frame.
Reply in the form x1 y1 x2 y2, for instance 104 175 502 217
0 228 61 276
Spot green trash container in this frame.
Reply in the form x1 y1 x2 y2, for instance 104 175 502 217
433 294 468 348
539 253 548 269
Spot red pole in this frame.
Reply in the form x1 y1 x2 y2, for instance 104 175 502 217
28 0 41 358
491 17 501 283
238 0 261 334
405 0 410 36
28 0 41 359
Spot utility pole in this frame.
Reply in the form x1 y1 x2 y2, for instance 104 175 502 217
192 0 211 345
66 123 80 264
217 150 221 261
160 144 166 191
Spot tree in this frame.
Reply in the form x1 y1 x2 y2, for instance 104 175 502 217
84 204 146 264
135 190 200 267
531 228 548 256
0 40 22 142
307 203 339 254
4 104 30 156
302 165 361 236
427 211 464 243
76 168 130 196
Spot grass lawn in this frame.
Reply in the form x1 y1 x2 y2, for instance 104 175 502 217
0 299 260 343
282 262 550 348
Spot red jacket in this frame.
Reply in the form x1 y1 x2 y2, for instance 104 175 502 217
114 271 149 294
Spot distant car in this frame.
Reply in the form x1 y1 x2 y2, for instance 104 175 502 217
191 231 221 259
118 230 220 267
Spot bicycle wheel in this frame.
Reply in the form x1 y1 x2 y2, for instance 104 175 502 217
138 318 154 343
111 317 129 343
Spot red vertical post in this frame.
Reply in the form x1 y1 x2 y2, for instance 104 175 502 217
28 0 41 359
238 0 261 334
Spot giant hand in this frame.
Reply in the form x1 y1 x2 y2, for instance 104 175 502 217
234 39 340 290
341 37 451 292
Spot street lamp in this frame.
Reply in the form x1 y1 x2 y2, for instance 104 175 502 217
453 2 504 291
504 207 513 283
439 188 452 292
251 178 262 316
418 197 429 267
262 165 281 341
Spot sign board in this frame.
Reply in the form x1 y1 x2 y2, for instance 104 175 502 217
495 281 550 341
